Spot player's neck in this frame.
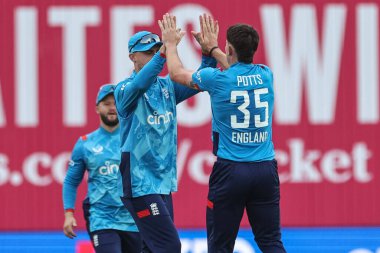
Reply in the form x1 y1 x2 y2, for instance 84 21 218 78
100 122 119 133
229 58 238 65
227 54 238 66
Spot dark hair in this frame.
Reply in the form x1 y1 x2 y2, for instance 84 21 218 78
227 24 259 63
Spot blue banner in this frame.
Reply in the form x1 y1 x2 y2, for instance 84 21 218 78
0 227 379 253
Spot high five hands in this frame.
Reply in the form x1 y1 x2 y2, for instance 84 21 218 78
192 13 219 55
158 13 219 55
158 14 185 47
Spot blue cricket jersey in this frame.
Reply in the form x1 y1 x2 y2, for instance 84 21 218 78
192 62 275 162
62 126 138 232
115 52 216 198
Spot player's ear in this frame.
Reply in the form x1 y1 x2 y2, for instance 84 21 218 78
129 54 135 62
95 105 100 115
228 45 233 56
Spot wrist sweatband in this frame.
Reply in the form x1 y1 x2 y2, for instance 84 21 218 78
209 46 219 57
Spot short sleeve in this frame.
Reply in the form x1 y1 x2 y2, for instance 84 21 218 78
191 67 219 93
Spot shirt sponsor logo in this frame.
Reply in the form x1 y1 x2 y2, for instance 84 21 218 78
147 111 174 125
99 161 119 175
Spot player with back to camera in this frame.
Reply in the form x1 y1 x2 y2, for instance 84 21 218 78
159 13 287 253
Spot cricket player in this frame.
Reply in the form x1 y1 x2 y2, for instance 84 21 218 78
114 29 216 253
62 84 141 253
160 13 287 253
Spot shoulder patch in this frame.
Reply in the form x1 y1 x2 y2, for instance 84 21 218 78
81 135 87 141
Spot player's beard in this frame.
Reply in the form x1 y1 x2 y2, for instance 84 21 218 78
100 113 119 127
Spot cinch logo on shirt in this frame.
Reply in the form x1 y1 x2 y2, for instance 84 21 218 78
99 161 119 175
147 111 174 125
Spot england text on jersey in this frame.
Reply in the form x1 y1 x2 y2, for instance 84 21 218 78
231 131 269 144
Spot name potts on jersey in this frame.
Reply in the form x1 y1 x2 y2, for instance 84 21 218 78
98 161 119 175
237 74 263 86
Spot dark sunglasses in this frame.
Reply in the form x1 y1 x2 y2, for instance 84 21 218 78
129 33 161 52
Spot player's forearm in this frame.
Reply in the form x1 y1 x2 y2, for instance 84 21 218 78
62 171 82 210
211 48 229 69
62 182 78 210
133 52 166 91
166 44 193 87
117 52 166 112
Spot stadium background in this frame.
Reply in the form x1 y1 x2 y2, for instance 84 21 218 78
0 0 380 252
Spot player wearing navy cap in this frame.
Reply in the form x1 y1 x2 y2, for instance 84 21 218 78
114 27 217 253
160 13 287 253
62 84 141 253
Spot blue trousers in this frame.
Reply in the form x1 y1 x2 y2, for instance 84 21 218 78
121 194 181 253
89 229 142 253
83 199 142 253
207 158 287 253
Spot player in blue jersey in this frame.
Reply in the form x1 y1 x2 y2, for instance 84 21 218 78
159 13 287 253
114 27 216 253
62 84 141 253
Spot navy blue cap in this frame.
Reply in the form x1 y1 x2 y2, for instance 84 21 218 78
128 31 162 53
96 84 115 105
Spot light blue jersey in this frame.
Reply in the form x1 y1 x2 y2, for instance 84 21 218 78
62 127 138 232
115 52 216 197
192 62 275 162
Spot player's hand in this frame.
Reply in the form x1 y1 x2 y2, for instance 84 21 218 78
63 212 77 239
191 13 219 55
158 13 184 47
175 28 186 45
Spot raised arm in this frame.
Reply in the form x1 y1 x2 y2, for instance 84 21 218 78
114 52 166 116
172 53 218 104
192 14 229 69
159 13 198 89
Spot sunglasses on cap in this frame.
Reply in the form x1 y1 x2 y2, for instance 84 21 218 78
129 33 161 52
99 84 115 92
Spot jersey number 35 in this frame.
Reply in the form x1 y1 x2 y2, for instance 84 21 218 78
230 88 269 129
